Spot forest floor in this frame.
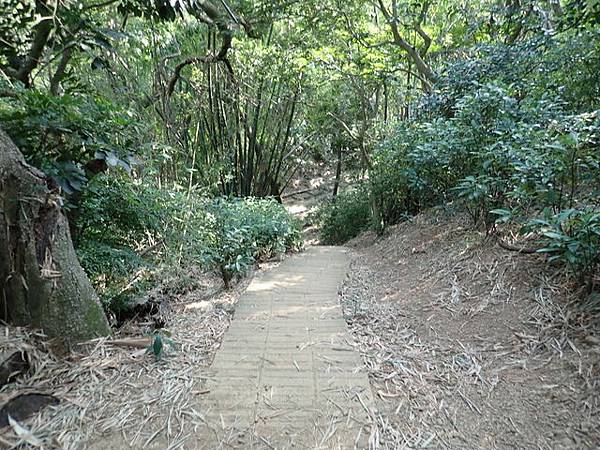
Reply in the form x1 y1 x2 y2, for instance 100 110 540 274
341 209 600 449
0 267 259 449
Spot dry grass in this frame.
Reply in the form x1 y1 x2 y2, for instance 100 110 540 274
342 210 600 449
0 270 251 450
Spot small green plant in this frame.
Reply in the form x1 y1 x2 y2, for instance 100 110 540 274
522 209 600 289
146 332 178 360
452 174 506 233
202 224 256 289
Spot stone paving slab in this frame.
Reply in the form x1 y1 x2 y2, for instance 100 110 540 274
196 246 374 449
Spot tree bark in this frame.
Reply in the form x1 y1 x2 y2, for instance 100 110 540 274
49 44 74 96
332 142 343 199
0 128 111 346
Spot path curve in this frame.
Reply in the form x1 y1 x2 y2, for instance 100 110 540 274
197 246 374 449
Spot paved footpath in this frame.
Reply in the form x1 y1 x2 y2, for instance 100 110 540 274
197 247 374 449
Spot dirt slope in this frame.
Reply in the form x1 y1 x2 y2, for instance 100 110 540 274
342 209 600 449
283 162 352 245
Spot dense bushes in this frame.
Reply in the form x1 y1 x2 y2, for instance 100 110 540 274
75 174 302 313
0 82 304 314
370 118 464 225
201 198 302 288
321 30 600 289
318 187 372 244
374 92 599 285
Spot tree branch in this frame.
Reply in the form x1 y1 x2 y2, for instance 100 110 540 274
374 0 437 89
82 0 120 11
166 1 242 97
13 17 53 86
50 44 74 95
167 55 213 96
327 112 359 141
496 236 540 254
415 23 432 56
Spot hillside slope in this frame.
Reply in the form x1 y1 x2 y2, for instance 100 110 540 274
342 210 600 449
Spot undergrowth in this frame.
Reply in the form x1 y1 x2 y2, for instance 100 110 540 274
317 186 372 244
75 174 302 317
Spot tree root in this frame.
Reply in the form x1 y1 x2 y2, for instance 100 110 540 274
495 236 541 254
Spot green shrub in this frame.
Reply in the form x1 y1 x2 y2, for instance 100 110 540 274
521 209 600 288
202 197 303 287
74 174 176 312
419 30 600 120
371 118 466 226
211 197 302 259
318 188 372 244
348 33 600 287
452 175 507 231
76 187 303 311
74 175 165 247
76 180 303 307
200 220 255 289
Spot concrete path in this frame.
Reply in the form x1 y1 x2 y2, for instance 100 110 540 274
197 247 374 449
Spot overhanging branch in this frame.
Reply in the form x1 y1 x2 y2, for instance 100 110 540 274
166 1 238 97
167 55 213 96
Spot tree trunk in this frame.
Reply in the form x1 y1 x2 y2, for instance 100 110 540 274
332 143 343 199
375 0 437 91
0 128 111 346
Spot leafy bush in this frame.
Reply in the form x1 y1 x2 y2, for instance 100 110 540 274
522 209 600 288
371 82 513 228
76 176 303 310
74 174 176 312
420 30 600 120
318 188 372 244
372 117 467 226
0 86 137 195
200 219 255 289
202 198 303 287
350 31 600 288
452 175 507 231
74 175 165 247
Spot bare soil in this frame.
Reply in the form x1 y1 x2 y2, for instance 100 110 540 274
341 208 600 449
283 162 351 245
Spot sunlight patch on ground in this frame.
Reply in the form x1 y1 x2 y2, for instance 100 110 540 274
184 300 212 312
287 204 308 214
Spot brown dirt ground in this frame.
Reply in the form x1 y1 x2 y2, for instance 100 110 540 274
341 208 600 449
283 161 353 245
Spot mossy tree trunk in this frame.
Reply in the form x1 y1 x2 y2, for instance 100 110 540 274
0 128 111 346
